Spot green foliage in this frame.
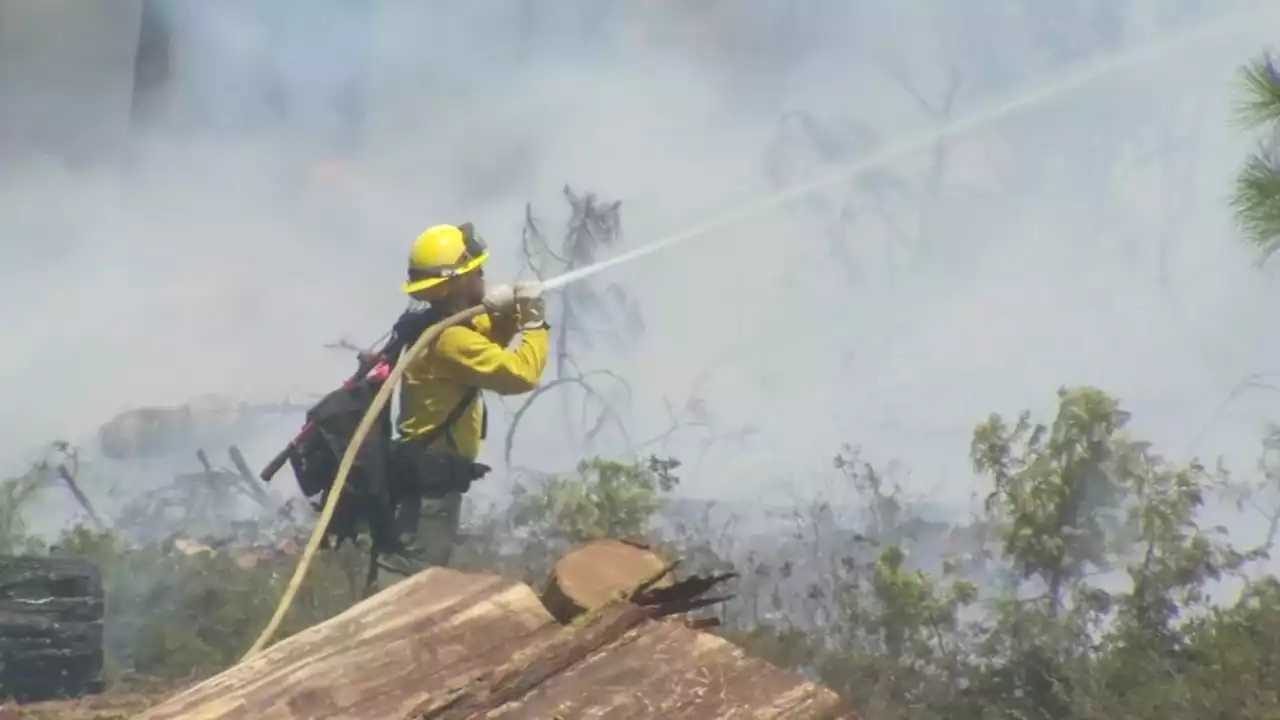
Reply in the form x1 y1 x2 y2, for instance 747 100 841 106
1232 53 1280 263
958 387 1272 717
724 386 1280 719
42 525 362 682
1233 154 1280 263
972 387 1136 610
454 455 683 584
0 468 49 555
1238 55 1280 128
509 456 678 545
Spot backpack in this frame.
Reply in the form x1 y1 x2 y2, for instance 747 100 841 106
281 305 479 555
288 374 397 553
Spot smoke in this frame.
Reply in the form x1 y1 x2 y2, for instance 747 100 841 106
3 1 1280 552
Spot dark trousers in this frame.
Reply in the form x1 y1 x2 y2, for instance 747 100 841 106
377 490 463 579
374 441 481 585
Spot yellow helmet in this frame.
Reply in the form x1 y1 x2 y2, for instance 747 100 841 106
401 222 490 294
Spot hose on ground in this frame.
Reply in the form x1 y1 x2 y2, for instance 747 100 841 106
240 303 486 660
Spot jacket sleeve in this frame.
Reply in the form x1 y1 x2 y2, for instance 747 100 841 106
474 312 519 348
433 325 549 395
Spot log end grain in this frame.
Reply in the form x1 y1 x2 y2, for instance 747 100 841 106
539 539 675 624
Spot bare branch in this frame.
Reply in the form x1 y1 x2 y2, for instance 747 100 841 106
48 444 106 532
503 371 632 468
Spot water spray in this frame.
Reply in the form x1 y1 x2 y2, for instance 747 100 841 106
545 4 1268 292
241 5 1272 660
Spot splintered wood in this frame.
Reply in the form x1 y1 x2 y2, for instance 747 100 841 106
412 561 732 719
137 547 855 720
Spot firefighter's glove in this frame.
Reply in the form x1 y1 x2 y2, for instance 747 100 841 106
514 281 547 331
482 284 517 318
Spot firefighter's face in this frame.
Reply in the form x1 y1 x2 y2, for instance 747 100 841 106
454 266 485 306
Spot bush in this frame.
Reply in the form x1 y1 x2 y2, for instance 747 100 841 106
44 525 364 682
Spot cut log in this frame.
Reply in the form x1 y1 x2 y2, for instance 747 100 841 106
0 556 105 703
539 538 676 624
139 569 560 720
410 566 736 719
464 612 854 719
138 546 855 720
97 406 195 460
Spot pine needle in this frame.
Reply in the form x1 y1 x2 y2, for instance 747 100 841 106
1231 53 1280 264
1232 150 1280 264
1236 53 1280 129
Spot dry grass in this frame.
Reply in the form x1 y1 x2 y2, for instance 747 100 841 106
0 676 180 719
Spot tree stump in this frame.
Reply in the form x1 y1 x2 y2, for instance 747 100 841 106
539 538 676 624
0 556 105 703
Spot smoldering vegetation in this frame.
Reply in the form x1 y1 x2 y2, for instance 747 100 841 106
4 1 1280 717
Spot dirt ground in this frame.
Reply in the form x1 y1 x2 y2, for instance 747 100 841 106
0 677 178 720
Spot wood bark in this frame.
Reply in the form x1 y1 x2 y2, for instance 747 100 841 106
538 538 675 624
411 564 734 719
0 556 105 703
228 445 275 507
138 546 854 720
138 569 557 720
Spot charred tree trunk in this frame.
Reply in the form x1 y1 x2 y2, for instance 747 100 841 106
131 0 171 127
0 556 105 703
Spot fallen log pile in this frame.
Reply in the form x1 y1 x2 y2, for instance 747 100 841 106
97 396 308 461
0 557 105 703
139 539 855 719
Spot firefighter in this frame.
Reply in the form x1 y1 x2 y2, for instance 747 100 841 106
381 222 549 578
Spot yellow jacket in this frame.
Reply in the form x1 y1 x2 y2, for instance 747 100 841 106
397 313 549 460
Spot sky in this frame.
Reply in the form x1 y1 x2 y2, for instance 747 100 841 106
2 1 1280 543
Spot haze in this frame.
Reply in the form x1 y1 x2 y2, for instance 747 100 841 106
2 0 1278 536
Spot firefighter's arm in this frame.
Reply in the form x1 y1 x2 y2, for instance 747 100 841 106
434 325 549 395
474 312 519 348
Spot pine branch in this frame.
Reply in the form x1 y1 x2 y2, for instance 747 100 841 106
1237 53 1280 130
1232 150 1280 264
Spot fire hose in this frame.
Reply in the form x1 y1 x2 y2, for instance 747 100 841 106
241 303 485 659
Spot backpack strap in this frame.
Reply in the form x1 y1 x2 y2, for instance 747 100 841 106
388 305 483 453
419 387 479 453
